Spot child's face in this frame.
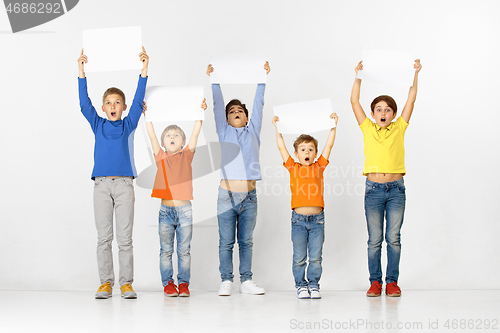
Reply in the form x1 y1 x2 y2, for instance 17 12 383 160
294 142 317 166
101 94 127 121
371 101 396 128
227 105 248 128
162 129 185 154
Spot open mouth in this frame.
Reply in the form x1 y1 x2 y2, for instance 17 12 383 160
235 116 240 119
170 141 175 145
111 112 116 117
381 117 386 122
305 157 310 162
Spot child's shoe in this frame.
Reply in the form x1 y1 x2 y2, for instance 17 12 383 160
385 282 401 297
366 281 382 297
218 280 233 296
120 284 137 299
164 280 178 297
95 281 112 299
309 287 321 299
239 280 265 295
297 287 310 299
178 283 190 297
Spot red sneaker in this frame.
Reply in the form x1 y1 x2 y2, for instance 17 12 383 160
366 281 382 297
164 281 178 297
178 283 190 297
385 282 401 297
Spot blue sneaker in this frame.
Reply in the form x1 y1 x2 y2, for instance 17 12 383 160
309 287 321 299
297 287 310 299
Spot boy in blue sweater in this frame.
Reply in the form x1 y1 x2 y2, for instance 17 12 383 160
77 47 149 299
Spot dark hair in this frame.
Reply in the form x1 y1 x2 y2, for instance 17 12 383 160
102 87 126 105
370 95 397 113
161 125 186 146
293 134 318 152
225 99 249 120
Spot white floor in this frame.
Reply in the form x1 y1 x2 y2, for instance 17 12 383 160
0 290 498 333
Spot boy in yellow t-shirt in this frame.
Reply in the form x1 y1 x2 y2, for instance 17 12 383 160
350 59 422 298
272 114 338 299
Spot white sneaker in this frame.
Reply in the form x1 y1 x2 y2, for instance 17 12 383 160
309 287 321 299
297 287 310 299
218 281 233 296
239 280 265 295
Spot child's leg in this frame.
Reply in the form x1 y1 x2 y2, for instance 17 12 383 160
176 203 193 285
306 211 325 288
236 189 258 282
159 205 176 286
94 177 115 286
364 180 386 284
113 177 135 287
217 187 238 282
384 179 406 284
291 211 308 288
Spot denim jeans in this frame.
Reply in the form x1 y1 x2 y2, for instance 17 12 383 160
291 210 325 288
159 203 193 286
217 187 258 282
365 178 406 284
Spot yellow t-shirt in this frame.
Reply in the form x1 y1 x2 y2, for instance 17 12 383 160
360 117 408 176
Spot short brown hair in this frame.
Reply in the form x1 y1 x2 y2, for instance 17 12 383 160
370 95 397 113
102 87 126 105
293 134 318 152
161 125 186 145
225 99 249 120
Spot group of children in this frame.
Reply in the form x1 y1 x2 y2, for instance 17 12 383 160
77 48 422 300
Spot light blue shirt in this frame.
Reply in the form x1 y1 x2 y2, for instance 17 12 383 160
212 83 265 180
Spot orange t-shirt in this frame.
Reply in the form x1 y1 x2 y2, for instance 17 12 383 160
284 155 329 209
151 146 195 200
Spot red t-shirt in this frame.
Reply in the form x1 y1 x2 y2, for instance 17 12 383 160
284 155 329 209
151 146 195 200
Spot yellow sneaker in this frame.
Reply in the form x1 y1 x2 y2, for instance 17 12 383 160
95 281 112 299
120 283 137 299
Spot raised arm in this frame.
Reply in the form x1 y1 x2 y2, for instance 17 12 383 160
401 59 422 123
140 46 149 78
272 116 290 163
350 61 367 125
188 99 207 152
126 47 149 127
321 113 338 161
207 64 228 135
78 49 87 79
143 102 162 156
248 61 270 133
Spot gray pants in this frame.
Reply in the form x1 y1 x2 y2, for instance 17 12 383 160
94 177 135 287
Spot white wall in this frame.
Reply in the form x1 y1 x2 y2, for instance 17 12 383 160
0 0 498 291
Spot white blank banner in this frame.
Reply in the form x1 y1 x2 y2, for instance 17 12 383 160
357 49 416 87
144 85 205 122
210 53 267 84
83 26 143 72
273 99 335 134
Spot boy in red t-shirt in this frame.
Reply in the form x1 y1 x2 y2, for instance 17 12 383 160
272 114 338 299
144 99 206 297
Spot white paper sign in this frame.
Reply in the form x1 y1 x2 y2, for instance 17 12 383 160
357 50 416 87
273 99 335 134
83 26 142 72
210 53 267 84
145 86 205 122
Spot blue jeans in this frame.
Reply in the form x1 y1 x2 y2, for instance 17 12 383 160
365 178 406 284
158 203 193 286
291 210 325 288
217 187 258 282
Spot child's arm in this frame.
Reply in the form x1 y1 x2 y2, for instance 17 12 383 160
140 46 149 78
188 99 207 152
78 49 87 79
321 113 338 160
248 61 271 134
401 59 422 123
350 61 367 125
143 102 162 156
272 116 290 163
207 64 227 135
